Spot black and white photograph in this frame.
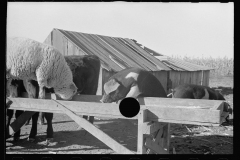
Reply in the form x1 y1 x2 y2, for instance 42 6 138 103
6 2 233 155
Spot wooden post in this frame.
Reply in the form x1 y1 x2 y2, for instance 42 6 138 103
144 122 169 154
137 109 148 154
96 66 103 96
163 123 171 152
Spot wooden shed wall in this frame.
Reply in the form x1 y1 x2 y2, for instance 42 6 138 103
169 70 210 90
43 32 52 46
44 30 87 56
202 70 210 86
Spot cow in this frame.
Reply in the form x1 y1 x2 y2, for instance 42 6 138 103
6 55 100 142
167 84 232 122
35 55 101 125
100 67 167 103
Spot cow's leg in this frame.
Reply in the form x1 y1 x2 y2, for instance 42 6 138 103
6 109 14 139
38 112 45 125
13 110 24 141
201 89 209 99
23 80 38 142
39 86 54 142
6 78 18 139
45 112 53 142
28 112 39 141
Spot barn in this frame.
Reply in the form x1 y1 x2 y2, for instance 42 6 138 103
43 28 212 95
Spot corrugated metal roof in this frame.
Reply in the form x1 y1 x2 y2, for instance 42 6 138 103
56 29 171 72
155 56 213 71
55 28 211 72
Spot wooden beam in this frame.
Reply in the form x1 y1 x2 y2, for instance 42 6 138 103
145 137 168 154
8 95 223 125
138 97 224 110
142 122 167 135
7 97 134 119
146 105 221 125
21 92 103 102
162 124 170 152
51 97 134 154
137 109 148 154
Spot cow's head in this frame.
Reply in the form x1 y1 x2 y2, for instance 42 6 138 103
100 78 129 103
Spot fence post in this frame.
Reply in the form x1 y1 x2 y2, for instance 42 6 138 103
137 109 148 154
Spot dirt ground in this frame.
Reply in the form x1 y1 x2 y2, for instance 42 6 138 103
6 76 233 154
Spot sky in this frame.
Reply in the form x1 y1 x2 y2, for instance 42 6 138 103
7 2 234 59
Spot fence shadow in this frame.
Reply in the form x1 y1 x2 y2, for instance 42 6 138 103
6 118 138 153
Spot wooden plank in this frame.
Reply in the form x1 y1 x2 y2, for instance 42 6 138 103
154 128 164 148
8 94 223 125
138 97 224 110
19 92 224 111
146 106 221 125
137 109 148 154
142 122 167 135
163 124 170 152
51 96 134 154
21 92 102 102
145 137 168 154
8 97 134 120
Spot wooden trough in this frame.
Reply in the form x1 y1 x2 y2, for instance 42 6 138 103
7 93 228 154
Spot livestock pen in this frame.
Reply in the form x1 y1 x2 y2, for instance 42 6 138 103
7 93 228 154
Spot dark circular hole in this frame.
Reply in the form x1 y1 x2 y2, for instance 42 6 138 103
119 97 140 118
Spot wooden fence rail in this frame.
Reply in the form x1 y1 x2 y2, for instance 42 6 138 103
7 93 228 154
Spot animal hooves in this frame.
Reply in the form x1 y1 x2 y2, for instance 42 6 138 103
46 138 53 143
27 137 35 142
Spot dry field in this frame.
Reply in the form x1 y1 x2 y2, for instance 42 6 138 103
6 76 233 155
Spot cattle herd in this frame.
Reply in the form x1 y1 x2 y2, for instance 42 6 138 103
6 37 232 146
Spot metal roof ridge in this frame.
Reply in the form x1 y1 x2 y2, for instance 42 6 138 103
123 38 171 71
172 58 212 70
